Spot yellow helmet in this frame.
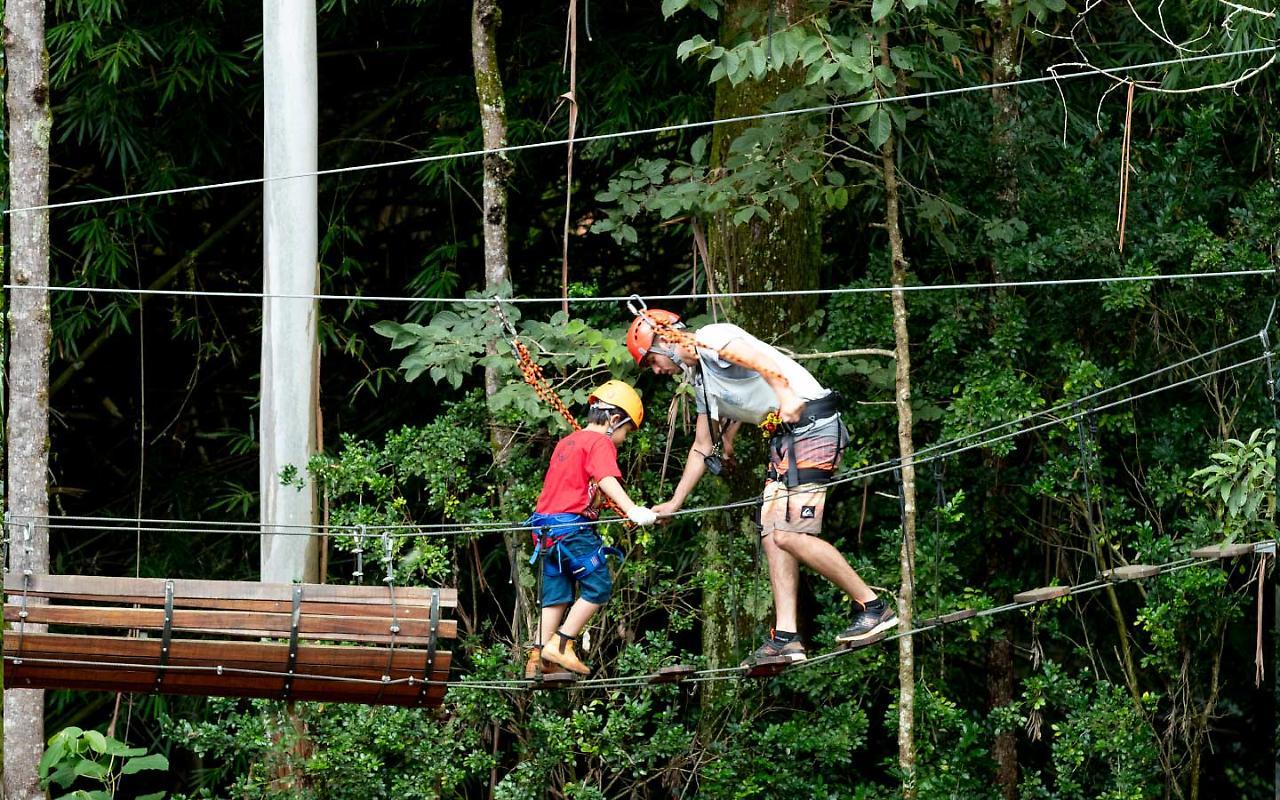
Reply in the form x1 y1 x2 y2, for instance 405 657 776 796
589 380 644 427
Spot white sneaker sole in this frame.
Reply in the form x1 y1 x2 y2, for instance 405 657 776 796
836 615 899 643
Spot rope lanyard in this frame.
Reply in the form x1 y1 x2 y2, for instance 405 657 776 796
626 296 793 389
490 298 632 526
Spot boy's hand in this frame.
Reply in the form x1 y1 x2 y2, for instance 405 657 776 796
627 507 658 527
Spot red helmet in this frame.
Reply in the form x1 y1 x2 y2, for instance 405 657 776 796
626 309 683 365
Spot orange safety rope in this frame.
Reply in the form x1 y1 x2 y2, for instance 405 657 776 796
492 300 631 524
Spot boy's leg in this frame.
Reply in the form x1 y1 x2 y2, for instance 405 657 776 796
558 599 602 637
539 604 568 646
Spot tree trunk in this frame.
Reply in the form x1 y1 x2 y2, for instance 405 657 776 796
708 0 821 342
986 5 1021 795
4 0 53 795
473 0 534 646
879 33 918 799
261 0 320 583
701 0 825 718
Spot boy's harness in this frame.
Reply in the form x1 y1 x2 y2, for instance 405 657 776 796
526 512 624 580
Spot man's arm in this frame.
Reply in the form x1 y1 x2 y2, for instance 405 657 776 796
652 413 714 516
716 338 805 422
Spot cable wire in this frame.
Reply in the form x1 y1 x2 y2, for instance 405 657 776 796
4 268 1274 305
4 346 1266 539
5 45 1275 216
3 544 1263 694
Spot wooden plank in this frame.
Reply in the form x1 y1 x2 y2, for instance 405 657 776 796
5 663 451 707
649 665 695 684
837 629 888 650
743 656 790 678
1189 542 1257 559
533 672 578 689
920 608 978 627
4 604 457 643
3 574 457 608
5 595 449 619
5 632 451 679
1013 586 1071 604
1102 565 1161 581
5 633 452 708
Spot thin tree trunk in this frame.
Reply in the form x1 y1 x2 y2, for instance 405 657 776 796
261 0 320 583
879 32 918 799
473 0 533 646
4 0 52 795
986 5 1021 794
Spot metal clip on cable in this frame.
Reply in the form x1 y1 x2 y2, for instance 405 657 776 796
353 525 366 583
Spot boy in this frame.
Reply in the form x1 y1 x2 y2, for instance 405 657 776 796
524 380 657 677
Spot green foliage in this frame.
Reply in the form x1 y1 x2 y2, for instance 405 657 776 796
1017 664 1162 800
1191 428 1276 537
307 396 495 583
40 726 169 800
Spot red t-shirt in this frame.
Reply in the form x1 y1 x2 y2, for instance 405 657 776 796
535 430 623 516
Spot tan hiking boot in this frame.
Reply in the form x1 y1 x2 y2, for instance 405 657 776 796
540 631 591 675
523 646 546 679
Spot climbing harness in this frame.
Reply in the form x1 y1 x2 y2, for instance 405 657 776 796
525 512 624 580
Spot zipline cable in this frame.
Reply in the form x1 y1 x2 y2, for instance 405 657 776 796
5 45 1275 216
4 267 1275 304
4 348 1267 539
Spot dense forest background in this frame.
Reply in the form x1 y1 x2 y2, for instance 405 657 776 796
2 0 1278 797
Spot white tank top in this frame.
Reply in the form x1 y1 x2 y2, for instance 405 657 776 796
691 323 829 425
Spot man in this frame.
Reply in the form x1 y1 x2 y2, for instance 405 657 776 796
627 306 896 664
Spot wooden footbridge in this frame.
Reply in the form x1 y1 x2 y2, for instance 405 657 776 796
3 573 456 707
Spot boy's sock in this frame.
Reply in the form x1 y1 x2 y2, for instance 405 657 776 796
772 629 799 643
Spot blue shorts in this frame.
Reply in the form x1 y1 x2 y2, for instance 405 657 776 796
541 530 615 607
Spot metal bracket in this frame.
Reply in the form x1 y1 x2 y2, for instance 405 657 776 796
625 294 648 316
282 584 303 699
375 533 401 703
154 580 175 691
417 589 441 706
15 568 33 665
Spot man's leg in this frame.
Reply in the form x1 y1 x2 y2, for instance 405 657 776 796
771 529 876 604
761 532 802 632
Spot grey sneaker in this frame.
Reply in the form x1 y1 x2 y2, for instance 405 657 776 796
742 632 807 666
836 598 898 642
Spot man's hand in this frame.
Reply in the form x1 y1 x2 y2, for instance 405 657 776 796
627 507 658 527
651 499 681 524
778 392 805 424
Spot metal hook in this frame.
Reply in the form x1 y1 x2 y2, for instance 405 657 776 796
625 294 648 317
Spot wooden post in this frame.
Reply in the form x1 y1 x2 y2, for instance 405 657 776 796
261 0 320 583
4 0 52 795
